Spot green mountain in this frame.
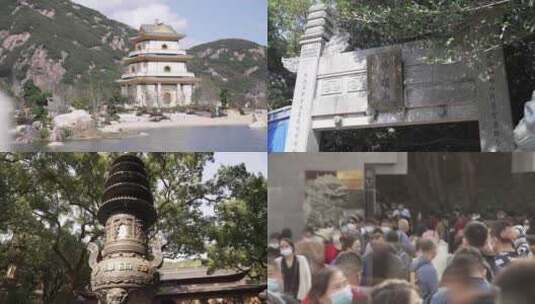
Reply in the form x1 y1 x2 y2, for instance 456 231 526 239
188 39 267 108
0 0 135 98
0 0 267 108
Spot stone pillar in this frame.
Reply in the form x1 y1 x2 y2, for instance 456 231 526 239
157 83 162 108
183 84 193 105
284 3 333 152
364 166 377 218
476 48 514 151
176 84 184 106
136 85 143 108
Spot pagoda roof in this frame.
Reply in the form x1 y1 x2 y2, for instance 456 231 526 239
97 155 156 226
122 54 193 64
157 267 265 299
141 23 178 35
159 267 248 284
130 22 185 43
117 76 200 85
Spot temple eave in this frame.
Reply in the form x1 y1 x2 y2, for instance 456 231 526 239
122 55 194 64
130 33 186 43
117 77 200 85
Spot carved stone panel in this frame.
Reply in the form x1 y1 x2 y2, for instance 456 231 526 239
367 48 404 111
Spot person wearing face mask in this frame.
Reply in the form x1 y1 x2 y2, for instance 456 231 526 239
334 252 369 302
275 238 312 301
270 232 282 251
268 259 299 304
303 266 355 304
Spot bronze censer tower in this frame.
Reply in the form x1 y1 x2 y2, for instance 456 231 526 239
88 155 164 304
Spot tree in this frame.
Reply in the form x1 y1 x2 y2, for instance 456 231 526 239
204 164 267 280
22 80 50 121
219 88 230 109
335 0 535 62
268 0 312 109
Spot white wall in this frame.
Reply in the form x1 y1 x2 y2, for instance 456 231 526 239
134 40 182 53
125 61 195 78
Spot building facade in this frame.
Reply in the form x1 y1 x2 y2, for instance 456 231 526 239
268 152 408 236
118 21 199 109
282 3 514 152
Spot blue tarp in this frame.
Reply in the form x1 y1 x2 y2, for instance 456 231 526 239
268 106 291 152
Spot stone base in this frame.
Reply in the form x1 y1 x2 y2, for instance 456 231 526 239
95 288 156 304
125 289 155 304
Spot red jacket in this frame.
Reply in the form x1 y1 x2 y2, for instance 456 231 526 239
324 242 338 264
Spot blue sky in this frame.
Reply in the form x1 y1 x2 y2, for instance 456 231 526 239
202 152 267 182
73 0 267 47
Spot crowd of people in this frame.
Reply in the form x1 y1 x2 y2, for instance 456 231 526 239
267 205 535 304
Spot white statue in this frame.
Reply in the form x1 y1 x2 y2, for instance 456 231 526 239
514 91 535 151
323 30 350 55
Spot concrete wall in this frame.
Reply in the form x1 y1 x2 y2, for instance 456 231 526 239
512 152 535 173
268 152 407 238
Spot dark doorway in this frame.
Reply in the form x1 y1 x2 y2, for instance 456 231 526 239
319 121 481 152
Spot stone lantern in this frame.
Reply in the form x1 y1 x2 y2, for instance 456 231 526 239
88 155 164 304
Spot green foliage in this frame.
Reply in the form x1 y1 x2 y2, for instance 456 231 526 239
0 153 267 303
188 39 267 108
22 80 50 121
267 0 313 109
335 0 535 61
38 127 49 142
0 0 135 99
204 164 267 280
219 88 230 108
60 127 72 141
70 97 90 110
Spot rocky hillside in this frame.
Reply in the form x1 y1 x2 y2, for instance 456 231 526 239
0 0 135 97
0 0 267 109
188 39 267 108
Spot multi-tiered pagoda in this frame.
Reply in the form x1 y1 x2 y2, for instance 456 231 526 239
118 21 199 109
88 155 163 304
